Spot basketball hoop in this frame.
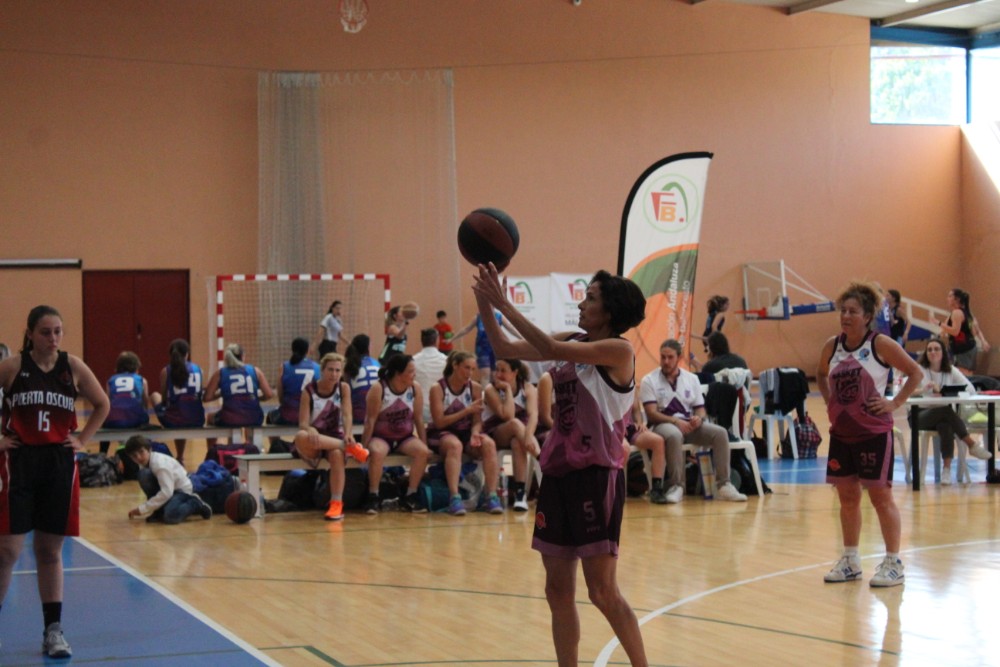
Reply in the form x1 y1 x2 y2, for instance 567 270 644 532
340 0 369 33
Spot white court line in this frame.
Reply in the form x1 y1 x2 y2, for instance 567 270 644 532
594 538 1000 666
74 537 284 667
14 565 117 575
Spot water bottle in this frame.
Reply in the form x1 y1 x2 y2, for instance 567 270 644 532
697 451 715 499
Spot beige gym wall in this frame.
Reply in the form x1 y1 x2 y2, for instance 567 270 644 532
0 0 992 379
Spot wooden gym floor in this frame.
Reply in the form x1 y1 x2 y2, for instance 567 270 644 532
5 392 1000 666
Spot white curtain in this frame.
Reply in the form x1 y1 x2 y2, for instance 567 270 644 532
257 69 459 303
258 72 327 274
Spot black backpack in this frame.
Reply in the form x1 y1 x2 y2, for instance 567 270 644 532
77 453 122 487
729 449 771 495
626 451 649 497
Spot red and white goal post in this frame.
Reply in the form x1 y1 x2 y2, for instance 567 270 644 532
212 273 390 377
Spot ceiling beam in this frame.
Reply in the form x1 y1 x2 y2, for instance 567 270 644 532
875 0 989 28
786 0 845 16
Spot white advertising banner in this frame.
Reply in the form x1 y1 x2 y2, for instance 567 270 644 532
507 273 591 333
617 152 713 378
506 275 551 332
548 273 591 333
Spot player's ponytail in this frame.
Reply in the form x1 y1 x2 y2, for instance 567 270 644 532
168 339 191 388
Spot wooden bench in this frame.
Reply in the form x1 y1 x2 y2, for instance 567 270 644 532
89 424 301 448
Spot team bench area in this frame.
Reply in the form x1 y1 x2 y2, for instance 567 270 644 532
234 451 447 518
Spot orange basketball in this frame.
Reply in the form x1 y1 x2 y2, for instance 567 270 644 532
401 302 420 320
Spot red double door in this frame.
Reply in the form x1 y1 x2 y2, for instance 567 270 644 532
82 270 190 394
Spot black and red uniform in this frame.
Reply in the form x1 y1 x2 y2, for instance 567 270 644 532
0 351 81 535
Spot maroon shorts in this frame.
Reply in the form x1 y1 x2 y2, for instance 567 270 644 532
0 445 80 536
826 431 894 488
532 465 625 559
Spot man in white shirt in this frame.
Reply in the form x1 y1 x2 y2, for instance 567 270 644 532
413 328 448 422
639 339 747 503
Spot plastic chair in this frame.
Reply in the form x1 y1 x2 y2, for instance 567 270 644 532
893 427 911 484
747 376 797 460
918 432 971 485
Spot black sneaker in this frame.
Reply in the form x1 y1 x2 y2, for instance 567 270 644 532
398 493 428 514
195 495 213 519
364 493 380 515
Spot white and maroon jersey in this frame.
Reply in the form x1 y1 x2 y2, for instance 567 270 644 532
2 351 78 445
826 331 893 440
639 367 704 419
481 383 528 432
428 377 474 437
372 379 416 441
306 381 345 439
539 335 633 476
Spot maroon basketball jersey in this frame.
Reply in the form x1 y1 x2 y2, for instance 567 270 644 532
2 351 78 445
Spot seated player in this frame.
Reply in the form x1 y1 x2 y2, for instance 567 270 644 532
271 337 321 426
204 343 275 428
293 353 369 521
626 393 671 504
100 351 161 454
428 351 504 515
360 353 430 513
482 358 540 511
154 338 205 464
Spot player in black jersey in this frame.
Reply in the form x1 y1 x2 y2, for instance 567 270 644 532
0 305 109 658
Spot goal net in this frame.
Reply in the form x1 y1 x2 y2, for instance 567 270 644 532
211 273 389 377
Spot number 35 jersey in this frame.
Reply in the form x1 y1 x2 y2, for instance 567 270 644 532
2 351 78 445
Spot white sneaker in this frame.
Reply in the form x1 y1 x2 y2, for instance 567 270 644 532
824 555 863 583
42 622 72 658
715 481 747 502
513 497 529 512
665 484 684 504
969 442 993 460
941 465 953 485
870 556 905 587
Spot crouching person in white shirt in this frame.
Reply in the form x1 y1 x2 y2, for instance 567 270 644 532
124 435 213 523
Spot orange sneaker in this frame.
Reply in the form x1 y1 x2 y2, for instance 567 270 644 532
324 500 344 522
346 443 369 463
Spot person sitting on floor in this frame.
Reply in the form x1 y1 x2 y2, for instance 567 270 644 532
125 435 213 524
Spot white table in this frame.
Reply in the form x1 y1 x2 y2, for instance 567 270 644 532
905 394 1000 490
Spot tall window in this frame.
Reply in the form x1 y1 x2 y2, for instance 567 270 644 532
970 46 1000 122
871 45 967 125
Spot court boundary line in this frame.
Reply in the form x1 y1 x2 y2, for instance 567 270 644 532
75 536 284 667
594 538 1000 666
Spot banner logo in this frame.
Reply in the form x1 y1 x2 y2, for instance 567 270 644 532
643 174 699 233
509 281 534 305
567 279 588 302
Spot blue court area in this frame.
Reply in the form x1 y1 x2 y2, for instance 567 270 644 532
757 455 993 486
2 536 277 666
